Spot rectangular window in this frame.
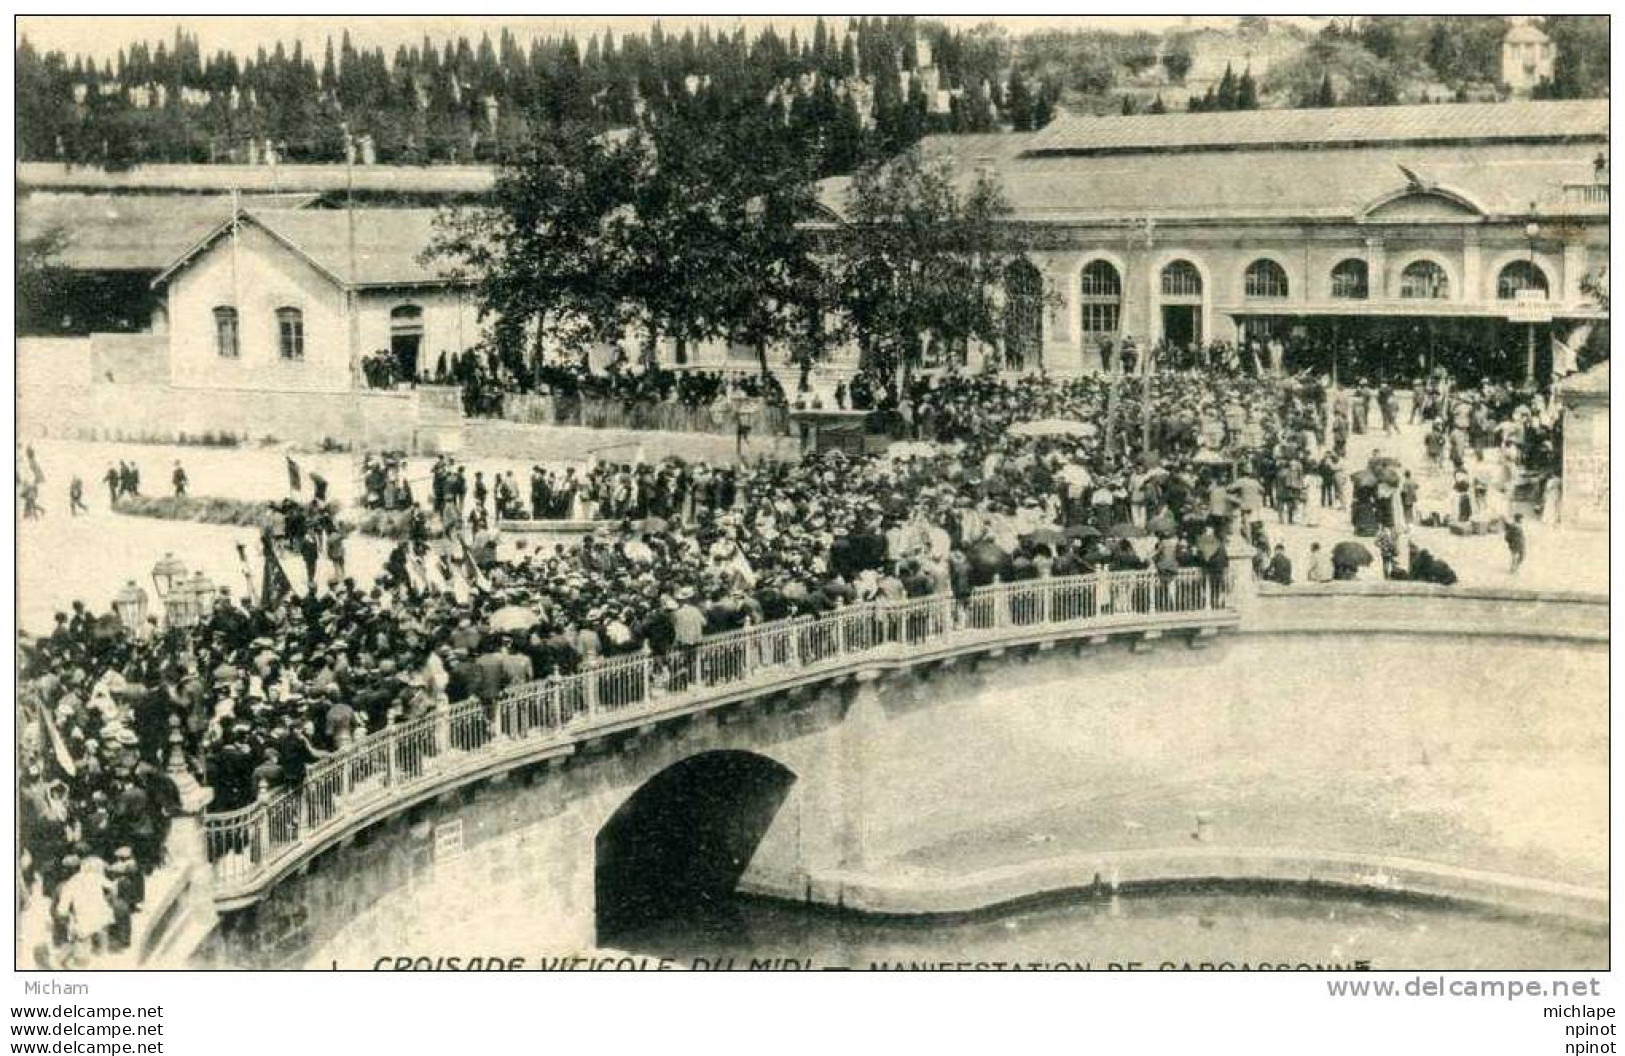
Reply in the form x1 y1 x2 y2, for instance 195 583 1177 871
276 308 305 361
1081 302 1121 335
213 307 239 359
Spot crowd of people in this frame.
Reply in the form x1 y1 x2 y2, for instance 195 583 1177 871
393 345 794 424
15 353 1571 965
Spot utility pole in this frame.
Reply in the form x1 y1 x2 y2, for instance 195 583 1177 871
1135 217 1156 460
229 186 241 309
342 122 360 390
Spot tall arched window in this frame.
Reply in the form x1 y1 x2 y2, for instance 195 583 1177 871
1079 259 1122 338
1399 260 1451 300
1161 259 1203 298
212 306 239 358
1243 259 1290 299
1003 259 1044 370
275 307 305 360
1330 259 1369 299
1497 260 1550 300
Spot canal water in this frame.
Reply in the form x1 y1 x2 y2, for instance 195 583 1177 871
612 884 1608 971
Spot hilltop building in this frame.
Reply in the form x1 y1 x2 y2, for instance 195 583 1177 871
1502 20 1556 96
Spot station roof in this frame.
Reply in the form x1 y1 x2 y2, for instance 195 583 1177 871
1024 100 1606 156
17 161 496 197
18 192 317 271
818 101 1608 225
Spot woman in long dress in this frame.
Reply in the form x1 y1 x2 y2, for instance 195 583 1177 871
56 856 116 959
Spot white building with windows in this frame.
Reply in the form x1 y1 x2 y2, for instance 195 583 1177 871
1501 21 1556 95
806 100 1609 384
153 208 479 393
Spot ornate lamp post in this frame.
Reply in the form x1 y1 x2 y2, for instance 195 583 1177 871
151 552 188 598
1524 217 1542 384
181 571 217 629
151 552 190 628
112 580 149 636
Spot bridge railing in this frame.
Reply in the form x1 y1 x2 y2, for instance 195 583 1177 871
202 566 1233 900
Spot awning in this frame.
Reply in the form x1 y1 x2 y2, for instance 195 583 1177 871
1222 300 1607 321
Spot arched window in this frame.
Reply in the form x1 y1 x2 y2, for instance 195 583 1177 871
1497 260 1550 300
212 306 239 359
1079 259 1122 337
275 307 305 360
1244 259 1290 299
1399 260 1451 300
1330 259 1369 299
1003 259 1045 370
1160 260 1203 299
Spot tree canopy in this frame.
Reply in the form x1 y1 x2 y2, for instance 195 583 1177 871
829 147 1026 373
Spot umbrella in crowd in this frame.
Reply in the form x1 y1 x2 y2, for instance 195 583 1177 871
637 516 669 534
886 440 942 461
486 605 541 633
1021 527 1068 549
1332 541 1374 568
1009 418 1099 438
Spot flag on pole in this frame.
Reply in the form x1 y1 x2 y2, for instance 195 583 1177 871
39 705 78 779
286 456 303 493
1552 325 1589 379
235 541 258 599
260 529 295 607
458 534 491 593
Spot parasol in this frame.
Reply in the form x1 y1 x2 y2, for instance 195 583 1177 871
1065 524 1102 540
967 541 1012 586
637 516 669 534
486 605 541 633
1332 541 1374 567
886 440 941 461
1108 521 1147 539
1192 448 1231 465
1009 418 1099 439
1021 527 1068 549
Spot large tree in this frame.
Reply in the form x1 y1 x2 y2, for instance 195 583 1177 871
624 99 829 371
829 146 1026 376
426 99 828 374
425 121 647 366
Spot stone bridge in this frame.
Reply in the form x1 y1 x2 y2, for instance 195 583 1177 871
126 572 1607 967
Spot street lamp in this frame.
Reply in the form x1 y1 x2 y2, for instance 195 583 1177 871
1524 216 1542 384
112 580 149 635
181 571 217 628
151 552 188 600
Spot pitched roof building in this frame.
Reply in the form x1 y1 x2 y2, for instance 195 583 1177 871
154 208 477 394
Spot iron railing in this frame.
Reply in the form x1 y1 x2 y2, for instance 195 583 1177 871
202 566 1233 900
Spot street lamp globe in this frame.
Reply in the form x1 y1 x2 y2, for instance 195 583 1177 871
112 580 149 634
1525 221 1541 241
151 552 189 598
185 571 218 625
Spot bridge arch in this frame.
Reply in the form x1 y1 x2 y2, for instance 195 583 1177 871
594 749 797 942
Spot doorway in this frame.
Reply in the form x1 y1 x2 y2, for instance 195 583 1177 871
390 305 425 382
1161 304 1200 348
